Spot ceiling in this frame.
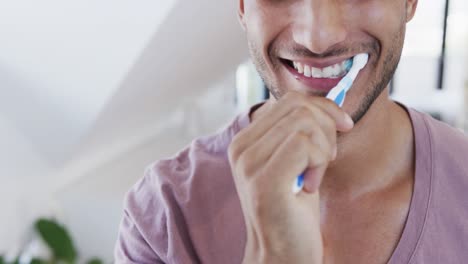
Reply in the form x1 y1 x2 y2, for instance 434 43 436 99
0 0 247 192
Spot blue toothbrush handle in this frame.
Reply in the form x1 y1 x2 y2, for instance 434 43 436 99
292 172 305 194
334 89 347 107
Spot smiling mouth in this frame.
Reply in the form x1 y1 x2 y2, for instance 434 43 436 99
279 56 359 92
282 58 353 79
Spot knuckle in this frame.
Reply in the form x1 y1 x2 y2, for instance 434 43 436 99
249 184 269 216
291 106 311 121
303 139 329 166
321 144 334 161
315 149 330 165
250 193 265 216
287 132 307 149
275 123 289 137
228 141 241 162
323 115 337 132
315 132 334 154
303 136 316 151
293 107 323 134
237 152 256 176
301 105 337 135
228 132 248 161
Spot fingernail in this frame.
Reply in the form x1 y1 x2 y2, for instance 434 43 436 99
345 113 354 127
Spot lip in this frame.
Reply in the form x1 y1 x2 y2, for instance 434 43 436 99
282 59 346 92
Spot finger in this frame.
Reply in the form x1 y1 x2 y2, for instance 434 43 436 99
260 132 330 192
305 106 337 158
308 96 354 132
230 91 345 162
274 91 353 133
302 165 328 193
239 104 336 173
296 128 334 194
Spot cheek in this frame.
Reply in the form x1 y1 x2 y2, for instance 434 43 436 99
344 1 405 45
244 2 292 53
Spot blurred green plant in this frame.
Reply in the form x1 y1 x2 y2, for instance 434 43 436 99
29 259 48 264
2 218 105 264
85 259 103 264
34 219 78 264
35 219 77 263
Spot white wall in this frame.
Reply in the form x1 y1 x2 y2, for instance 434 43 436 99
392 0 468 125
0 114 51 253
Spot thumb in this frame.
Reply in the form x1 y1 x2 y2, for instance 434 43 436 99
302 165 327 193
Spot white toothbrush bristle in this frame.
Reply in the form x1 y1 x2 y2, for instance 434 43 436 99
353 53 369 70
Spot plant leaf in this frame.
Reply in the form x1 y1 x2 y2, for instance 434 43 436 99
86 258 104 264
30 258 49 264
35 219 77 263
12 256 20 264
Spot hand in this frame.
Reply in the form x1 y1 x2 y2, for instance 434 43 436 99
228 91 354 264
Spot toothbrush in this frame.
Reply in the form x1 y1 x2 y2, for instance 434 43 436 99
292 53 369 194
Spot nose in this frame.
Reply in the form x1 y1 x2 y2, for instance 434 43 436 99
292 1 347 55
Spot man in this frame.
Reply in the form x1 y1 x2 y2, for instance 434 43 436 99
115 0 468 263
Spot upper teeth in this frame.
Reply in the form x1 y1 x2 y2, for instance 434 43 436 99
293 59 352 79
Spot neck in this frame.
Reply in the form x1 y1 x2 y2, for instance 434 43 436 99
321 88 414 199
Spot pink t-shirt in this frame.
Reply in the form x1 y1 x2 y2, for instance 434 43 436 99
115 104 468 263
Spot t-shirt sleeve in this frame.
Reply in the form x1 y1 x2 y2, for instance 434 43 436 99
114 170 167 264
114 209 164 263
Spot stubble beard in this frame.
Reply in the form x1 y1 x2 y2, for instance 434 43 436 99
246 28 405 125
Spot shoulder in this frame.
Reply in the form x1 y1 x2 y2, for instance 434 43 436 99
139 113 244 203
407 110 468 259
415 109 468 201
128 111 246 207
118 113 246 262
412 109 468 170
123 124 236 230
410 108 468 207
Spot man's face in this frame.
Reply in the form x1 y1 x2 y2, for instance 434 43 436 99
239 0 418 123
